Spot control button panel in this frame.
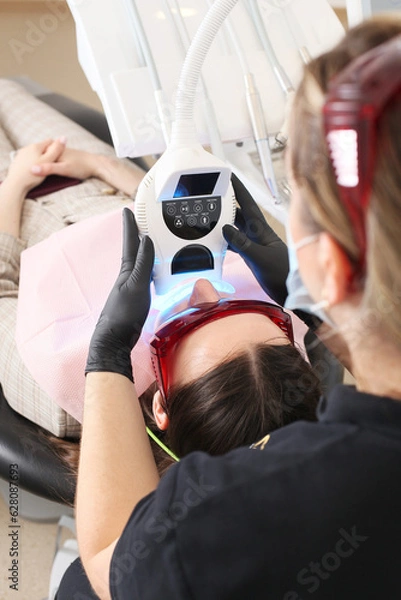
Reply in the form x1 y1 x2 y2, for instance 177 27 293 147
162 196 221 240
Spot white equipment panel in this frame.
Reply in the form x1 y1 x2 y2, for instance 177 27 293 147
66 0 344 158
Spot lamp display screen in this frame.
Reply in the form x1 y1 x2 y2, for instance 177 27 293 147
173 172 220 198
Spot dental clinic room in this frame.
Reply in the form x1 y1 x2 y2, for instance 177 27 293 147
1 0 401 599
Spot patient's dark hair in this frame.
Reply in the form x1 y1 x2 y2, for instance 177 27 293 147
45 342 321 496
140 343 321 476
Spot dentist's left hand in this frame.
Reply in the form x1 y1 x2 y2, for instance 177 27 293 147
85 208 154 382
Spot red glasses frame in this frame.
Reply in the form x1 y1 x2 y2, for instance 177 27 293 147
323 34 401 275
149 299 294 402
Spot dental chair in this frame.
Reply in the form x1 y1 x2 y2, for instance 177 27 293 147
0 384 76 508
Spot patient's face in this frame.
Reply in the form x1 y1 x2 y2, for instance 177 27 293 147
167 279 289 387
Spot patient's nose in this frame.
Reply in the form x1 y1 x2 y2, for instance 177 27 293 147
189 279 221 306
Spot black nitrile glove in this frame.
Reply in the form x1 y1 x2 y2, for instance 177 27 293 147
223 173 289 306
85 208 155 381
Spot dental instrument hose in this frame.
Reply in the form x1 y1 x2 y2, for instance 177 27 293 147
163 0 225 159
210 0 279 200
171 0 241 150
247 0 294 97
247 0 295 148
125 0 172 145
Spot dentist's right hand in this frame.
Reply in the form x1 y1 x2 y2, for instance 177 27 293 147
85 208 154 382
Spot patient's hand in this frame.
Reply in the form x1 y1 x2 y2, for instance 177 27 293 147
7 138 66 195
31 146 98 182
33 144 145 197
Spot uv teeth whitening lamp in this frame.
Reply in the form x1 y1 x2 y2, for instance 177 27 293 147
134 0 239 295
135 138 236 295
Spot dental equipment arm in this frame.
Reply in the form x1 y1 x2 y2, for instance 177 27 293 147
77 209 159 599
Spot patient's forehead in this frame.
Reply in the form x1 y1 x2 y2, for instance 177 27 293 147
170 312 289 387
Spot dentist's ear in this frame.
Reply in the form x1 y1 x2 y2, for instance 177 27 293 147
318 233 354 306
152 390 169 431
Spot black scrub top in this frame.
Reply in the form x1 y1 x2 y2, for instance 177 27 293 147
109 384 401 599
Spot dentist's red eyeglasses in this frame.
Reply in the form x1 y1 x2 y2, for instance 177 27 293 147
150 299 294 402
323 34 401 276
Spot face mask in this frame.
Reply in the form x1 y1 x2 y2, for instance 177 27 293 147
284 224 336 327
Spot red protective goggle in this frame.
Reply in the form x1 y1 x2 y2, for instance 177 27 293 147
323 34 401 276
150 299 294 403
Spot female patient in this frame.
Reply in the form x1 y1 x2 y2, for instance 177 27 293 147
0 79 320 476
